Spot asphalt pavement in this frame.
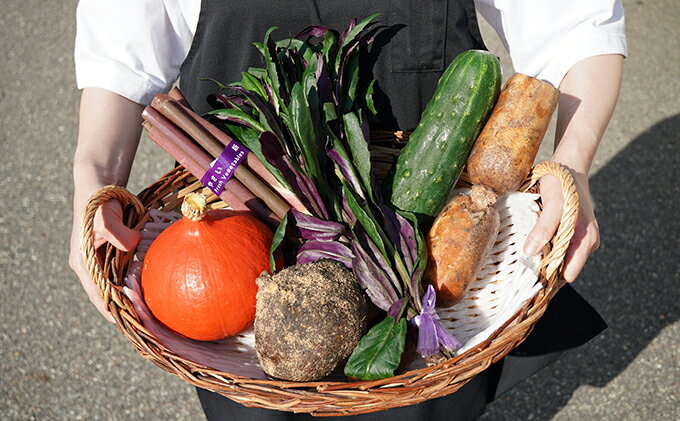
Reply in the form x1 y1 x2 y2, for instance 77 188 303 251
1 1 678 420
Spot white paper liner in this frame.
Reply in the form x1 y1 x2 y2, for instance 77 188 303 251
405 190 542 370
124 191 542 379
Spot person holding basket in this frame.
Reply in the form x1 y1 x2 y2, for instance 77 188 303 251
70 0 626 419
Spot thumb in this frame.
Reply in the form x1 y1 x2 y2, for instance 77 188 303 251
524 175 564 256
94 199 142 252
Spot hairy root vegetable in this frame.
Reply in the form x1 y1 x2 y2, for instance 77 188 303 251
424 186 500 307
467 73 560 194
255 261 368 381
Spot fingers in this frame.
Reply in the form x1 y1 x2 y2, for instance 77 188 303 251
525 171 600 283
93 199 142 251
524 175 563 256
68 249 116 323
562 217 600 282
72 197 140 323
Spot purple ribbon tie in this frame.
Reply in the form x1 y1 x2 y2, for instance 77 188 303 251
200 140 249 196
413 284 461 358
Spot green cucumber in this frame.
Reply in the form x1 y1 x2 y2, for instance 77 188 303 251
384 50 501 226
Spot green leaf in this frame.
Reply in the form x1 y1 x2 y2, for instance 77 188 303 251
240 72 267 99
262 27 285 106
343 112 374 200
343 184 387 259
226 125 291 192
303 70 325 174
396 210 427 305
289 82 320 181
197 77 230 91
269 211 290 273
246 67 266 79
275 37 305 51
365 79 378 118
341 14 380 49
301 55 321 137
277 38 318 64
340 51 360 113
344 315 406 380
322 31 338 80
335 14 380 72
322 102 337 123
302 53 319 95
330 136 365 200
253 42 266 57
301 43 318 64
207 108 266 132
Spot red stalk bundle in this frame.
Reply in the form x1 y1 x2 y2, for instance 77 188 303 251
168 88 310 214
141 90 302 228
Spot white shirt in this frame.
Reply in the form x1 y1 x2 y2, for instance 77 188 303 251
74 0 627 105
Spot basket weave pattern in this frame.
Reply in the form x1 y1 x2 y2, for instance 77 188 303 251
80 160 577 416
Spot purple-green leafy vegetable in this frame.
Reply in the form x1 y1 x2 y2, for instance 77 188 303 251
208 15 459 380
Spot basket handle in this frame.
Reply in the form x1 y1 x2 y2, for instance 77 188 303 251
79 186 147 306
520 161 579 290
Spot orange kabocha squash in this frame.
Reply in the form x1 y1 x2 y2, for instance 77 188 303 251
141 193 274 341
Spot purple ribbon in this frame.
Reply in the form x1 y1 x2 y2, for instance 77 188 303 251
200 140 249 196
412 285 461 358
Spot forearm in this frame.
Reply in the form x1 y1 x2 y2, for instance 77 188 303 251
551 54 624 175
524 54 624 279
70 88 145 320
73 88 145 216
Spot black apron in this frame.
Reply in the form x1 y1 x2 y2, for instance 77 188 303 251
179 1 607 419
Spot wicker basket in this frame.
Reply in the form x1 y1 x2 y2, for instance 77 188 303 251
80 158 577 417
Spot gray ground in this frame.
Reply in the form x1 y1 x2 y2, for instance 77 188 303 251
1 1 678 420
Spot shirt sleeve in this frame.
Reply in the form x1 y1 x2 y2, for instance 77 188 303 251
74 0 199 105
474 0 627 87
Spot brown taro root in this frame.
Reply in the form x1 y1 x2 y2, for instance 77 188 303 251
424 185 500 307
254 260 368 381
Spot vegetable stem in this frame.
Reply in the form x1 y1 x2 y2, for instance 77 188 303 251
171 88 312 215
141 107 279 228
151 94 292 219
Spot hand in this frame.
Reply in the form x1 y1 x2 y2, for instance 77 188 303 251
70 88 145 322
69 198 141 323
523 170 600 282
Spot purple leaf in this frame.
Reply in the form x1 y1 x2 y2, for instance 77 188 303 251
316 55 335 106
297 166 329 219
339 18 357 44
262 82 280 114
341 190 356 225
296 25 328 39
351 239 399 310
296 240 353 268
339 15 381 49
227 86 290 150
360 111 371 144
351 241 395 311
211 93 246 108
387 298 407 320
381 205 417 273
209 93 231 108
260 132 327 218
211 114 249 126
327 146 365 201
290 209 345 241
336 40 361 100
314 53 324 81
282 49 306 83
357 227 402 295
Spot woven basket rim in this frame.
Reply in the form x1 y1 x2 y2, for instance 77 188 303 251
80 160 578 416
